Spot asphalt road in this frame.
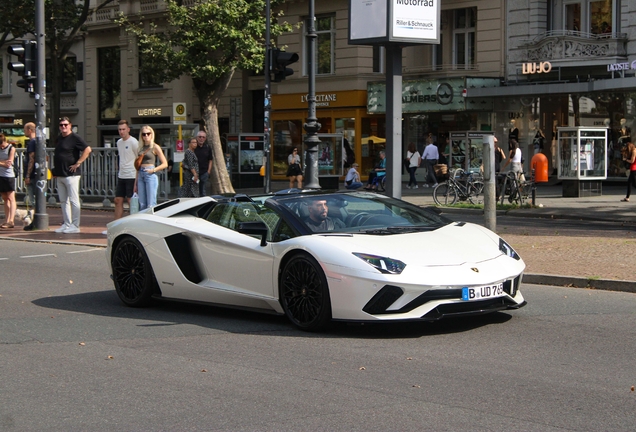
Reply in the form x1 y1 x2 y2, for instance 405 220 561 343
1 241 635 431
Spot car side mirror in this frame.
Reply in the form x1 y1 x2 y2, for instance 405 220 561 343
237 221 268 246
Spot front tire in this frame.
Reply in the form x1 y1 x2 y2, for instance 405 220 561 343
280 254 332 331
111 236 156 307
433 182 458 206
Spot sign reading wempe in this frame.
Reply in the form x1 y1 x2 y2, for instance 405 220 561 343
391 0 439 43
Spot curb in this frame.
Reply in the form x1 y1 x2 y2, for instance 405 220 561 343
524 273 636 294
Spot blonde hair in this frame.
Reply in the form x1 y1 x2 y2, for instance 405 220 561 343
139 125 156 150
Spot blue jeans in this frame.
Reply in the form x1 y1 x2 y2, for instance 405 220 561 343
408 166 418 186
137 168 158 210
199 171 210 196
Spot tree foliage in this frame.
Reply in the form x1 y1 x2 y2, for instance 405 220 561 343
117 0 291 194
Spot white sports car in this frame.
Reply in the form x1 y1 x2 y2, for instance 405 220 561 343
106 190 526 331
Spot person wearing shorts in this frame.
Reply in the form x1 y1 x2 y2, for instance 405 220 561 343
103 120 139 234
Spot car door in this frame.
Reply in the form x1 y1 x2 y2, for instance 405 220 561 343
192 202 278 300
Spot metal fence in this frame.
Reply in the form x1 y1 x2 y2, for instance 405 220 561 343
13 147 173 205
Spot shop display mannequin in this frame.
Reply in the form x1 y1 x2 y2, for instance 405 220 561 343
532 120 545 155
508 119 519 151
618 118 631 144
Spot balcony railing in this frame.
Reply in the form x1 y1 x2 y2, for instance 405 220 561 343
86 1 120 24
521 30 628 62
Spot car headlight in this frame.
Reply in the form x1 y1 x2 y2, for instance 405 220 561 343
499 238 521 260
353 253 406 274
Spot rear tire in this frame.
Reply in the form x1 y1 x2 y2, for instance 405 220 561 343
111 236 156 307
433 182 458 206
280 254 332 331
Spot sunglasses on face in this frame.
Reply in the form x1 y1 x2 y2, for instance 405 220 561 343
59 123 70 127
142 132 151 136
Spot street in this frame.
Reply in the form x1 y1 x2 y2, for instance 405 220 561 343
1 240 635 431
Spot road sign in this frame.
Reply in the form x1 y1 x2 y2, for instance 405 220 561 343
173 102 187 125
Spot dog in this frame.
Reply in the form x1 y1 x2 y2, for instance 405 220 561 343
15 208 34 227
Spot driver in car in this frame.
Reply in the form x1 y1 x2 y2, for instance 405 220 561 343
305 199 346 232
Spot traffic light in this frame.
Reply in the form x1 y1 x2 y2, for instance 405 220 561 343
8 40 37 92
271 48 298 82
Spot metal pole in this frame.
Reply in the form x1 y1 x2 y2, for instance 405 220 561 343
33 0 48 230
483 135 496 231
385 44 402 199
263 0 272 193
303 0 321 189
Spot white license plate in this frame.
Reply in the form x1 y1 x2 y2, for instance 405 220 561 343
461 283 504 301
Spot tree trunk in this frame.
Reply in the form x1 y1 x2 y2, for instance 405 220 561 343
196 71 236 194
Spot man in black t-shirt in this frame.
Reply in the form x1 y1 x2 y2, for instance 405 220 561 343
304 199 346 232
194 130 213 196
52 117 92 234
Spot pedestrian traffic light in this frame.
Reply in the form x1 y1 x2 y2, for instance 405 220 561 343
7 40 37 91
271 48 299 82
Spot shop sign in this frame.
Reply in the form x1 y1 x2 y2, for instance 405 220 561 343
367 77 498 114
607 60 636 72
522 61 552 74
137 108 163 116
301 93 337 107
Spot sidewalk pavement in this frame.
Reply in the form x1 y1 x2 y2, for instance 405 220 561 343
1 181 634 293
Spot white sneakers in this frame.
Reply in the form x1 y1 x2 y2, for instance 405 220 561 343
406 185 419 189
63 225 80 234
54 223 70 233
55 223 80 234
432 183 438 187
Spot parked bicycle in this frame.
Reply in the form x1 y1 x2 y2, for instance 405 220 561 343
499 171 535 206
433 168 484 205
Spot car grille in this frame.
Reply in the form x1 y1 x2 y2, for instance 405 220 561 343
363 276 522 316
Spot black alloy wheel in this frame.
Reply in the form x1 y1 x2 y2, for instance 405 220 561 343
111 236 156 307
280 254 332 331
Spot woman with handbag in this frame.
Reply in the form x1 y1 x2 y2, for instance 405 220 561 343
0 133 16 229
287 147 303 189
135 126 168 210
179 138 199 198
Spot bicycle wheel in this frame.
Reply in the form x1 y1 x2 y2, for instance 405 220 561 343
433 182 458 206
468 180 484 204
507 181 523 205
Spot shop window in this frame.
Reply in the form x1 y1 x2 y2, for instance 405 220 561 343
453 8 475 69
304 15 335 75
138 48 163 89
273 120 303 176
98 47 121 120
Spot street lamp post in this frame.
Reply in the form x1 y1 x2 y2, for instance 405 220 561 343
34 0 48 230
303 0 321 189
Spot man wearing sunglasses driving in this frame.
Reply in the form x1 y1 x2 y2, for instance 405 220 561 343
52 117 92 234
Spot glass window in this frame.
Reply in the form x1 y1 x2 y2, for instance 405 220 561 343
565 3 581 32
98 47 121 120
138 48 163 88
305 15 335 75
590 0 612 35
273 119 303 176
45 57 77 93
453 8 475 69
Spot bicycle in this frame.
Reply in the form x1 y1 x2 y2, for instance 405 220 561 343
499 171 535 206
433 168 484 206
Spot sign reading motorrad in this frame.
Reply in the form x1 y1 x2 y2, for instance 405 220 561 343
349 0 440 45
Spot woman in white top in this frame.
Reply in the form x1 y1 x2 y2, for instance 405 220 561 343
405 142 421 188
502 139 525 181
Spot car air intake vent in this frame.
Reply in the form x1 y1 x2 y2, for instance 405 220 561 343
165 234 204 284
154 199 181 212
362 285 404 315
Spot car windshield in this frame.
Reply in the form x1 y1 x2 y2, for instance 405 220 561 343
269 192 450 234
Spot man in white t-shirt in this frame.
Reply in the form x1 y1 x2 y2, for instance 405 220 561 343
103 120 139 234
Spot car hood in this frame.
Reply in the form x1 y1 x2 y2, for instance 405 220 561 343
313 222 503 267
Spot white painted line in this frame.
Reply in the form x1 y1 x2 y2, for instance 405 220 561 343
0 258 8 261
67 248 102 254
19 254 57 259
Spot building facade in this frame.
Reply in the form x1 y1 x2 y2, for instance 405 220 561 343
9 1 625 184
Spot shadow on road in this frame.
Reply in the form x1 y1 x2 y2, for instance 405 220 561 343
32 290 513 339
